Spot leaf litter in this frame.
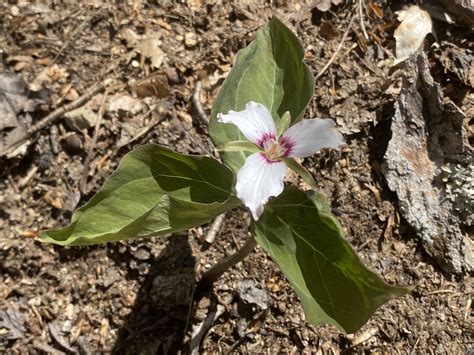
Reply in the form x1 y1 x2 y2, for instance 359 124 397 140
0 1 472 353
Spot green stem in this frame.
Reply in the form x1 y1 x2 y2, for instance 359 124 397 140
199 235 257 287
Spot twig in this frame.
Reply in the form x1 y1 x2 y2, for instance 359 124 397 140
359 0 369 41
204 213 226 244
199 235 257 288
315 14 357 81
426 289 455 295
189 302 225 355
79 90 108 195
48 322 78 354
0 79 111 157
192 81 209 124
18 165 38 188
32 340 66 355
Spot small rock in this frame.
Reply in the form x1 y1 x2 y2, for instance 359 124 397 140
133 248 150 260
10 6 20 16
184 32 198 48
62 133 83 154
238 279 269 310
64 106 96 131
107 94 144 116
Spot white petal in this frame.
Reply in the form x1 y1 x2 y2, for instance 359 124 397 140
281 119 345 158
217 102 277 146
236 152 287 220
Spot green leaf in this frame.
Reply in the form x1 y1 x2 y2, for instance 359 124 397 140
253 187 409 333
217 141 259 153
283 158 317 189
209 17 315 173
277 111 291 136
40 145 240 246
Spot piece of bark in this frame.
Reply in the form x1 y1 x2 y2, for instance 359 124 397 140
383 53 473 274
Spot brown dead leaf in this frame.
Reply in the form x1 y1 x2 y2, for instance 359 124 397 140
319 22 338 40
369 0 383 19
60 83 79 101
131 73 171 98
44 188 65 210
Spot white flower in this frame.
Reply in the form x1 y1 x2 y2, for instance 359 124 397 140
218 101 345 220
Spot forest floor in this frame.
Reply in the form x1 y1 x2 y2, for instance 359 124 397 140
0 1 472 354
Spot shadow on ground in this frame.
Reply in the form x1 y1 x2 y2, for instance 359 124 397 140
112 234 196 354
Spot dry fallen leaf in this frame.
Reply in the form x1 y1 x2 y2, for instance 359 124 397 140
313 0 343 12
136 34 165 70
121 28 165 71
394 5 432 64
131 72 171 98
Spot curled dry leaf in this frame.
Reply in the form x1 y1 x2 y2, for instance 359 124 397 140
394 5 432 64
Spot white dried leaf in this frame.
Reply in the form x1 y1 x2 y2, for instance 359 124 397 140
120 28 140 48
394 5 432 64
136 35 165 70
314 0 332 12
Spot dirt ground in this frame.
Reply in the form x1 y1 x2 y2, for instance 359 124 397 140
0 1 472 354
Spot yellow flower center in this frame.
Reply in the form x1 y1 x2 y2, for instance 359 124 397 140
263 139 285 161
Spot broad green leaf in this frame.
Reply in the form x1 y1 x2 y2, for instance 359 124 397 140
40 144 240 246
209 17 315 173
253 187 409 333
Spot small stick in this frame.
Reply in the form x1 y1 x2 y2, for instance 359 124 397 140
315 14 357 81
18 165 38 188
204 213 226 244
48 322 78 354
359 0 369 41
199 235 257 288
79 90 108 195
32 340 65 355
1 79 111 157
192 81 209 124
189 303 225 355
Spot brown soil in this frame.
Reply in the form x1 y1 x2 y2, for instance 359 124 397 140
0 1 472 354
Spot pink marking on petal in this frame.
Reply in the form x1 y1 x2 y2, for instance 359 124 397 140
279 136 294 157
256 132 276 148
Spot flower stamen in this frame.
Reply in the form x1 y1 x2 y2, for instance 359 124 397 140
262 138 287 161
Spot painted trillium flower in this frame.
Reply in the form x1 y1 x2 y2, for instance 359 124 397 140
217 101 344 221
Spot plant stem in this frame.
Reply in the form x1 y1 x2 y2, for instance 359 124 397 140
199 235 257 288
